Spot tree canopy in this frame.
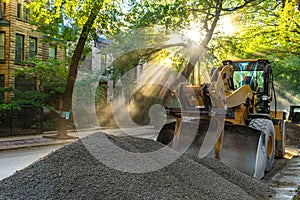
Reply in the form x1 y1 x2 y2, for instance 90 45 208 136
121 0 300 101
25 0 300 114
214 0 300 98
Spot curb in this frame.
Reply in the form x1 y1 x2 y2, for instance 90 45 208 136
0 137 78 151
0 126 158 151
0 142 73 151
0 140 76 151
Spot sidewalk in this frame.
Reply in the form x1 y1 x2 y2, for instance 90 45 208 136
0 126 159 151
0 132 79 151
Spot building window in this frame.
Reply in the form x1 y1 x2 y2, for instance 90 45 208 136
0 75 4 104
0 32 5 62
49 45 56 59
15 34 24 63
23 5 30 21
15 76 36 100
3 3 6 15
15 76 35 91
17 3 30 21
29 37 37 58
17 3 21 18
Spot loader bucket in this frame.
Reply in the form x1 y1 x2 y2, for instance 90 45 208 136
182 123 266 179
157 119 267 179
180 118 224 158
220 125 266 179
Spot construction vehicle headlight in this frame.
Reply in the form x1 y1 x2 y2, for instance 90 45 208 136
262 95 268 101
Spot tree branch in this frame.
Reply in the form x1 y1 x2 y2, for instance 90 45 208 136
222 0 262 12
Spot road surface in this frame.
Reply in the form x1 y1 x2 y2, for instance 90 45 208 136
0 145 63 180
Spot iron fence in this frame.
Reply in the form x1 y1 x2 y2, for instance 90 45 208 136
0 106 43 137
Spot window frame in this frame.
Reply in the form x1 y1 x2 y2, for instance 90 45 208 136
0 32 5 62
17 3 30 21
17 3 22 19
0 74 4 104
49 45 57 59
3 2 6 16
15 34 24 64
29 37 37 59
14 76 36 101
23 5 30 21
15 76 36 92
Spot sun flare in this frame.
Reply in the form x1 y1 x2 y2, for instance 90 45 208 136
219 15 239 35
185 22 202 43
186 28 201 43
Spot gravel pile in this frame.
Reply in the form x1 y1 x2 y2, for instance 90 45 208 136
0 132 273 200
193 157 273 198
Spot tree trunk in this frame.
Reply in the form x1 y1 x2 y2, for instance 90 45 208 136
50 1 104 139
162 3 222 106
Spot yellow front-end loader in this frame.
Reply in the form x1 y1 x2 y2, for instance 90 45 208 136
157 59 286 179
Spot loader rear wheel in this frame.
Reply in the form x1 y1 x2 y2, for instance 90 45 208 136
157 122 175 145
249 118 275 172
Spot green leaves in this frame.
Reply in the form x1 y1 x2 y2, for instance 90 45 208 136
26 0 300 103
29 0 122 45
212 0 300 98
277 0 300 50
12 58 68 107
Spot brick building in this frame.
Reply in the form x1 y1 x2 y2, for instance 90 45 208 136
0 0 65 103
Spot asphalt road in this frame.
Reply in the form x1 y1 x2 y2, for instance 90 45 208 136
0 145 63 180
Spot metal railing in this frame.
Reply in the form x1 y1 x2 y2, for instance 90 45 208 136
0 106 43 137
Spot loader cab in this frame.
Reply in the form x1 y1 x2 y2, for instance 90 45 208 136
289 105 300 124
223 59 273 114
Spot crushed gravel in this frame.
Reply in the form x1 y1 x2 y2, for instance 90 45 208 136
0 132 273 200
192 157 274 198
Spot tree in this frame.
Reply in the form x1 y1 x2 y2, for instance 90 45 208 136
29 0 123 138
126 0 265 105
56 1 105 138
129 0 264 75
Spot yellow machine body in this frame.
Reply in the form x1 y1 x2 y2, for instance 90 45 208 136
157 59 286 179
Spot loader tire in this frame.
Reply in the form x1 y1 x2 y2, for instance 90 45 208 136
157 122 175 145
249 118 275 172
